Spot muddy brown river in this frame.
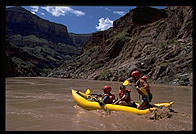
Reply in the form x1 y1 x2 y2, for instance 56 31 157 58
6 77 193 131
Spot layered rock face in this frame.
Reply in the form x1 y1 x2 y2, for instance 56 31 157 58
5 6 91 77
5 40 48 76
6 6 72 44
49 6 193 85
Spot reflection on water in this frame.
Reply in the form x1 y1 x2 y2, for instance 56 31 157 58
6 77 192 131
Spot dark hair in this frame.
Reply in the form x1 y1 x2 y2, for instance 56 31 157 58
120 85 126 90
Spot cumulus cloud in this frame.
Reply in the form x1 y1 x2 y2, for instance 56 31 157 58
41 6 85 17
104 7 111 11
113 11 126 16
40 12 45 15
30 6 39 14
96 17 113 31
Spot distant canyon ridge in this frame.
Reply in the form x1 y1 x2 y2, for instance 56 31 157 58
5 6 193 86
5 6 91 76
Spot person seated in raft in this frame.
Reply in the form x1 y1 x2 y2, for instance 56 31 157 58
114 85 137 108
130 71 153 110
100 86 115 104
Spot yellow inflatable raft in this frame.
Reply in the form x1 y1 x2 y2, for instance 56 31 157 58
71 89 174 115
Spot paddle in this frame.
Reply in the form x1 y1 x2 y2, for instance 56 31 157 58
122 80 160 109
85 88 91 95
123 79 136 89
123 80 129 86
84 88 107 109
123 79 149 108
113 94 126 105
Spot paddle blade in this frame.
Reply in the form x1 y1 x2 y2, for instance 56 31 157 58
123 80 129 86
85 88 91 95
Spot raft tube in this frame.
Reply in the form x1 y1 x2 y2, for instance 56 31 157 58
71 89 174 115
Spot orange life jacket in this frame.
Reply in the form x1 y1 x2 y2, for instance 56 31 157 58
118 89 131 102
101 93 115 104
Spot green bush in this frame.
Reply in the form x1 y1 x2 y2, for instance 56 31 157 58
113 30 131 41
23 35 48 43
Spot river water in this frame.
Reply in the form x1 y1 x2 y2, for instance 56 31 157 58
6 77 193 131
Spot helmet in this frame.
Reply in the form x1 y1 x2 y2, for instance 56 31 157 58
131 71 141 78
103 86 111 93
141 75 147 81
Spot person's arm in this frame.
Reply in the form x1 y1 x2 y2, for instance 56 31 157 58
124 92 129 100
135 86 145 96
120 94 126 100
141 80 150 94
142 80 152 100
127 77 133 83
114 94 126 104
102 95 109 103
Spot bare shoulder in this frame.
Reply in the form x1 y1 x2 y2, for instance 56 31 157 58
139 78 145 83
140 78 149 85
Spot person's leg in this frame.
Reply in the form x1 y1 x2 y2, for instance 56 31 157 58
138 101 147 110
119 101 139 108
129 102 137 108
119 101 127 105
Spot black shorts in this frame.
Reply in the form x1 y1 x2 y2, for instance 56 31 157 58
142 95 151 104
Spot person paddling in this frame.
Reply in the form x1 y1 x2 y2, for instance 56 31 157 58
130 71 152 110
100 86 115 105
114 85 137 108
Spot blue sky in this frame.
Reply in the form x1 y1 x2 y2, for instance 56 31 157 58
21 6 166 34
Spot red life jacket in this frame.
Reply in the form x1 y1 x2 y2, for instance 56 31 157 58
101 93 115 104
118 89 131 102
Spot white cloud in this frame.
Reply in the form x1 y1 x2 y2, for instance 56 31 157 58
113 11 126 16
96 17 113 31
97 7 111 12
30 6 39 14
41 12 45 15
41 6 85 17
31 11 36 14
105 7 111 11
